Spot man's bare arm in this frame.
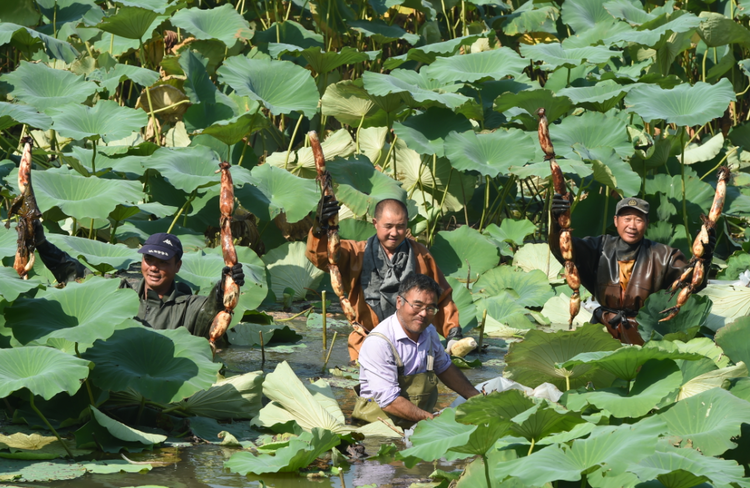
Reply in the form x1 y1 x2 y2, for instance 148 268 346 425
438 364 480 400
382 396 434 422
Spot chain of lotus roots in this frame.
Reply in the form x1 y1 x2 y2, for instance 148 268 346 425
7 136 41 279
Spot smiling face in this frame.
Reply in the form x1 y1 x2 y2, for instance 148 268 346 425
614 208 648 245
396 287 439 342
141 254 181 297
372 204 408 258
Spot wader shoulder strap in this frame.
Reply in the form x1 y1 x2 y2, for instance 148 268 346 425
426 340 434 372
367 332 404 373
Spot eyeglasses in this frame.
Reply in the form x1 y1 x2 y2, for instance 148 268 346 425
399 295 439 315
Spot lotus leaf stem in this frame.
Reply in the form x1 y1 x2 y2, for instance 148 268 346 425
679 130 690 243
322 331 338 372
479 175 491 231
482 453 492 488
355 112 366 155
260 330 265 369
90 138 97 174
382 134 398 175
146 99 191 116
75 343 96 405
167 190 197 234
478 308 487 351
276 306 313 321
602 186 609 235
702 51 707 83
701 147 737 181
427 167 454 245
565 375 570 392
29 392 75 459
284 114 305 169
322 290 327 350
527 437 535 456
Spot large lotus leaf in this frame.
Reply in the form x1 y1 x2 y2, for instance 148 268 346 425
603 0 655 25
475 293 537 336
0 101 52 131
253 20 322 48
49 100 147 143
237 163 319 223
0 346 92 400
96 7 160 41
171 4 250 48
0 459 87 482
217 57 319 118
225 427 340 474
423 47 527 84
541 293 593 328
637 291 712 342
46 234 140 274
551 111 633 163
392 107 472 157
170 371 263 420
27 169 143 221
199 111 268 146
83 326 220 404
494 419 667 486
657 387 750 456
0 23 79 63
0 267 43 301
326 155 406 219
300 46 370 75
266 128 355 178
178 49 226 105
715 316 750 367
88 63 159 94
512 243 563 281
697 12 750 48
504 323 621 391
362 70 469 110
444 128 536 178
431 226 499 279
0 432 90 460
559 344 704 381
2 61 97 112
261 242 324 301
199 246 269 315
348 19 419 44
564 359 683 418
624 79 736 127
520 42 619 70
6 277 138 347
510 402 586 444
607 11 702 48
144 145 220 193
321 80 379 127
455 390 533 434
474 266 553 308
677 132 724 165
558 80 638 112
581 151 641 197
397 409 476 468
90 406 166 445
485 218 536 248
561 0 613 32
493 89 574 128
383 35 483 69
678 362 748 401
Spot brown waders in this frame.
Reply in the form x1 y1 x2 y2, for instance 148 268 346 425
352 332 439 428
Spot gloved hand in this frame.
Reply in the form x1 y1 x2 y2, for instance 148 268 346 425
445 326 463 355
702 227 717 263
32 220 46 246
316 195 340 230
551 193 570 219
223 263 245 287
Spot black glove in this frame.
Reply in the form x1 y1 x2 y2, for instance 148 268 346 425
446 326 463 341
316 195 340 229
223 263 245 287
551 193 570 219
32 220 46 246
703 227 716 262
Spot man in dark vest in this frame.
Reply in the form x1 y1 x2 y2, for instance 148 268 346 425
549 196 715 344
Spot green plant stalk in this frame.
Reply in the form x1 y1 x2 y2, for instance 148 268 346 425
487 175 516 225
322 290 327 350
701 147 737 180
441 0 455 38
168 190 197 234
90 138 97 173
527 437 535 456
355 112 366 154
237 139 250 166
382 134 398 174
322 331 338 373
53 1 57 38
680 129 690 243
75 343 96 405
477 308 487 351
478 175 491 231
284 114 304 169
602 186 609 235
565 374 570 392
427 168 454 245
702 50 707 82
30 393 75 459
88 217 95 240
110 219 120 244
482 453 492 488
461 0 467 36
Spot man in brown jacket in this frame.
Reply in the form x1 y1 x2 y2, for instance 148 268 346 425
549 196 714 344
306 197 462 360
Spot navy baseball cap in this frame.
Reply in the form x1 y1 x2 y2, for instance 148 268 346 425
138 233 183 261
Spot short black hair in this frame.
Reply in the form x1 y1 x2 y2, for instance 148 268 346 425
374 199 408 219
398 273 442 300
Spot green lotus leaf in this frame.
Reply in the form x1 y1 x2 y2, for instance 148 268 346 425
81 459 152 474
144 145 220 193
423 47 526 85
0 346 92 400
484 218 536 248
198 111 268 146
494 418 667 486
475 293 537 336
558 344 704 381
443 128 536 178
178 50 230 105
580 151 641 197
321 80 379 127
603 0 655 25
397 409 476 468
96 7 161 41
201 245 269 314
90 406 167 445
348 19 419 44
1 61 97 112
431 226 500 279
383 35 482 69
83 326 220 404
262 242 324 301
551 111 634 164
392 107 472 157
0 22 79 63
49 100 147 143
45 234 140 274
658 387 750 456
0 267 44 301
493 88 573 128
715 316 750 367
0 432 90 460
541 293 593 328
6 277 138 347
362 70 469 110
217 57 319 118
0 101 53 131
0 459 87 482
697 12 750 48
88 64 160 94
677 132 724 165
624 78 736 127
226 323 301 346
266 128 355 177
28 169 143 221
678 362 748 401
520 42 619 70
225 427 340 474
474 266 553 308
171 4 250 48
299 46 370 74
557 80 637 112
455 389 535 425
238 163 319 222
67 147 146 176
561 0 614 32
510 402 586 444
326 155 406 219
170 371 264 420
504 323 621 390
512 243 563 281
253 20 322 48
629 442 749 488
607 11 702 48
564 359 683 418
636 291 712 342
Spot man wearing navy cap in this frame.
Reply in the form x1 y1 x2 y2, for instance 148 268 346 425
549 195 715 344
33 224 244 337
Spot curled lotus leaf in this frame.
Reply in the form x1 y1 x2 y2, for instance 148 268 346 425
637 291 712 343
88 63 160 94
171 371 264 420
0 267 44 301
392 107 472 157
1 61 97 112
45 234 141 274
96 7 163 41
89 406 167 445
362 70 469 110
170 4 251 48
607 11 702 48
0 23 79 63
0 346 93 400
0 101 53 131
396 409 476 468
348 19 419 44
561 0 614 32
262 242 324 301
714 316 750 367
49 100 148 143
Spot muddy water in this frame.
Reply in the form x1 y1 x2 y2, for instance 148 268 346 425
41 316 509 488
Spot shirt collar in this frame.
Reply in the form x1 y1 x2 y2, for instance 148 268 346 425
389 313 431 346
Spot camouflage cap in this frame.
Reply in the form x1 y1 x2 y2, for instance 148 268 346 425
615 197 649 216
